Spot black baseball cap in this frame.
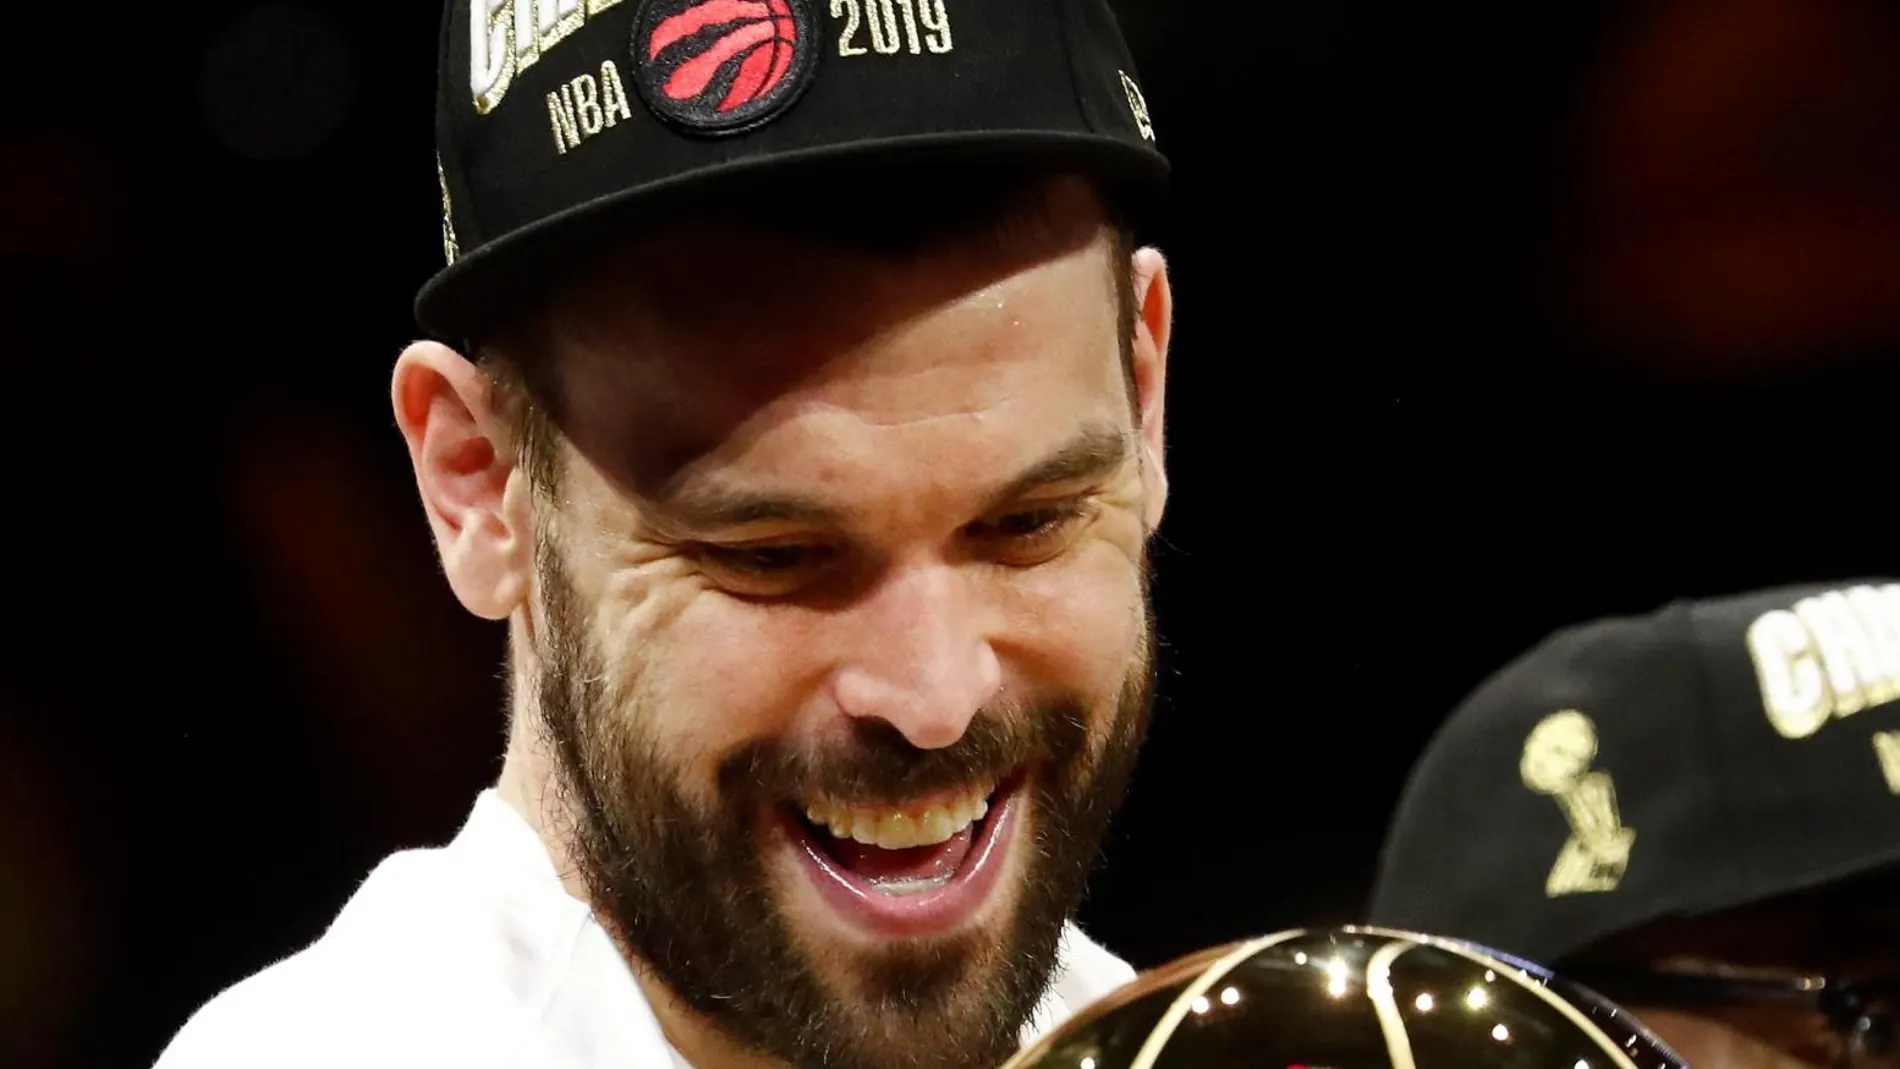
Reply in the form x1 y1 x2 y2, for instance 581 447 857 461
1367 579 1900 965
417 0 1169 344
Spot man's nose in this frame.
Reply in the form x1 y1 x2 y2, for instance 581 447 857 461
827 562 1002 750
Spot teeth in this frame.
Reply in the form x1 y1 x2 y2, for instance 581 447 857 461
804 783 994 850
870 873 955 896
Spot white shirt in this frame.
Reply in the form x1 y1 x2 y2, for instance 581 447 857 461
153 789 1136 1069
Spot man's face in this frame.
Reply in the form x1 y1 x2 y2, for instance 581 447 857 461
1580 886 1900 1068
1620 961 1898 1069
516 197 1163 1069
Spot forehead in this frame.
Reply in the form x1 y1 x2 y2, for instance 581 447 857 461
543 203 1128 497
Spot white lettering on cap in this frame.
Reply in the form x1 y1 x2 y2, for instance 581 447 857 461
470 0 513 113
1748 584 1900 739
470 0 623 115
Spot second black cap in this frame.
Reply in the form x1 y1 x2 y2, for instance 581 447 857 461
1369 580 1900 963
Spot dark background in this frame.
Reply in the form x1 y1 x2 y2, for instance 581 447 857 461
4 1 1898 1066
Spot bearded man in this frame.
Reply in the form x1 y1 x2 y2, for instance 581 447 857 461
154 1 1177 1068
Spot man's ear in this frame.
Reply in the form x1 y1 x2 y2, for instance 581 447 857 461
1130 247 1172 533
391 341 531 621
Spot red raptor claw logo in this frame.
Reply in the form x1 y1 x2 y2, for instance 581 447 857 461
633 0 818 134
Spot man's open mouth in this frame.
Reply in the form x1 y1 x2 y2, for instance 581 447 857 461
777 766 1029 940
790 777 1008 896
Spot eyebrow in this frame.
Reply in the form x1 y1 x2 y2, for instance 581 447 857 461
980 421 1131 513
654 422 1132 532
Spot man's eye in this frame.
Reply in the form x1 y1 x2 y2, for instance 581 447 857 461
696 543 835 587
695 546 836 600
969 503 1091 563
984 507 1077 538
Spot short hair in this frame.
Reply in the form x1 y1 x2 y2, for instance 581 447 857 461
476 166 1140 496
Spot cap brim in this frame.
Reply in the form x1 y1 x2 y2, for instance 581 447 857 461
413 130 1169 345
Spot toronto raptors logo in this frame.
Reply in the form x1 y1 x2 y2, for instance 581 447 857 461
631 0 819 135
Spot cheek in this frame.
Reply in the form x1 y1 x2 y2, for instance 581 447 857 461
1000 540 1148 705
575 525 1149 781
604 581 827 776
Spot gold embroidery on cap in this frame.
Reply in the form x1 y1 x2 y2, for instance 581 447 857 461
830 0 954 57
1522 710 1635 896
547 60 632 154
437 154 460 264
1874 730 1900 795
1747 583 1900 740
1120 70 1154 142
471 0 626 115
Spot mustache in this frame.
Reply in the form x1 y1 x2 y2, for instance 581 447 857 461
718 701 1090 805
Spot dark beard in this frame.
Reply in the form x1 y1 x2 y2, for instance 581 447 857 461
529 539 1155 1069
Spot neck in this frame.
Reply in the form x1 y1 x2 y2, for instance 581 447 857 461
495 678 789 1069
